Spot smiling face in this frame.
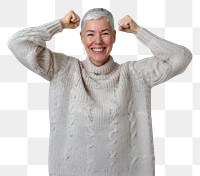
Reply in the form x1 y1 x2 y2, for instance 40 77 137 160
80 17 116 66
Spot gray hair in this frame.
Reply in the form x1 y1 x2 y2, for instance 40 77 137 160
81 8 115 31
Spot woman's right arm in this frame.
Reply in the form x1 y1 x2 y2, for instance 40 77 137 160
7 10 80 81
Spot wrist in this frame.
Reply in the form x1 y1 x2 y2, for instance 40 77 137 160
60 19 65 29
134 26 140 34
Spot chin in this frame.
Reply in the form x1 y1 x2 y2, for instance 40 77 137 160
91 56 109 66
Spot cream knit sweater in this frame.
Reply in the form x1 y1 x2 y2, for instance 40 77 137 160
8 20 192 176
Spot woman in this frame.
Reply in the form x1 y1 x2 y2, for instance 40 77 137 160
8 8 192 176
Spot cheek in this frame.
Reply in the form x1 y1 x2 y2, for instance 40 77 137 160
82 37 91 47
84 39 93 48
106 35 115 45
106 38 115 47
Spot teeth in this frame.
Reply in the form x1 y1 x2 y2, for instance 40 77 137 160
92 48 104 52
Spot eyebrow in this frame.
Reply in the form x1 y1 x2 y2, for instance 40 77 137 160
86 29 110 33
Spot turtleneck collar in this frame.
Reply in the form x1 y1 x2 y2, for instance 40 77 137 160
82 56 119 75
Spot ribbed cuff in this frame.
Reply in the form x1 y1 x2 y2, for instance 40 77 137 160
136 27 160 51
43 19 64 39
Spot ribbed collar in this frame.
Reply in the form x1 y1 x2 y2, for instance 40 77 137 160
82 56 118 75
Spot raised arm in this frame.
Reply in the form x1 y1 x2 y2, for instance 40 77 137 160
118 16 192 87
8 10 80 81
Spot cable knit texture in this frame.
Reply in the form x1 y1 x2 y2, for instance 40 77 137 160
8 20 192 176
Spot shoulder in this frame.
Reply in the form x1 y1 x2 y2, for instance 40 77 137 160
120 60 137 73
54 52 79 65
52 52 80 76
120 60 148 84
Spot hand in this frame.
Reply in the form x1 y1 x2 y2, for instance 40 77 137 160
61 10 80 29
118 15 140 34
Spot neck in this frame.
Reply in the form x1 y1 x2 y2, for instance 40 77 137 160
90 58 110 67
82 56 119 75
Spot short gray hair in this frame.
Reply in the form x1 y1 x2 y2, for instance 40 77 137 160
81 8 114 31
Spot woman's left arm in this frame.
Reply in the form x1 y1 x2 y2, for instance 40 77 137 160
134 27 192 87
119 16 192 87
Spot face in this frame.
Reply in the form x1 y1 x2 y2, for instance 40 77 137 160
80 17 116 66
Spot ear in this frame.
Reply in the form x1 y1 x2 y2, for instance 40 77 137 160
80 32 84 43
113 30 116 43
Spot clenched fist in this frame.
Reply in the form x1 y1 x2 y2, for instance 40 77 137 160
118 15 140 34
61 10 80 29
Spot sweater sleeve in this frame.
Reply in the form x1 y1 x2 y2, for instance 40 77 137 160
7 20 67 81
134 27 192 87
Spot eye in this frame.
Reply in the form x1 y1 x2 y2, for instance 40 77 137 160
102 32 109 36
87 33 94 36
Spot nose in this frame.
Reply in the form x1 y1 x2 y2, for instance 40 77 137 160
94 34 103 44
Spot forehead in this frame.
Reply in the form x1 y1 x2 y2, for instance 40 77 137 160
83 18 112 32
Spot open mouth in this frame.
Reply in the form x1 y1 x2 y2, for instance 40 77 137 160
91 47 106 52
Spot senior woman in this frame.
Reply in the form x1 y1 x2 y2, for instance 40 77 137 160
8 8 192 176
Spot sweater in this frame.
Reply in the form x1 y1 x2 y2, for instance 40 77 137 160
8 20 192 176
